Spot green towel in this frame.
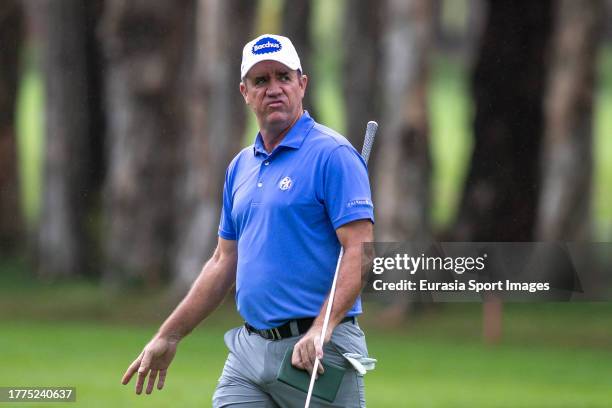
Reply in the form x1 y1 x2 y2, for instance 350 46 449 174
276 346 346 403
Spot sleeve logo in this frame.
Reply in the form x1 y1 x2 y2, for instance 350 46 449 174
347 199 373 208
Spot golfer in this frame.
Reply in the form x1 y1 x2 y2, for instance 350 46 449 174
122 34 374 407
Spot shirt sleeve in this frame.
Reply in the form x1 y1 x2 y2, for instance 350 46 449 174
323 145 375 230
218 167 237 240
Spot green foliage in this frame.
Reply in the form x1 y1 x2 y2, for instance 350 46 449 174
594 46 612 240
428 52 473 230
14 39 612 238
16 47 44 227
311 0 346 134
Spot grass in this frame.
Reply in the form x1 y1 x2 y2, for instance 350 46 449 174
0 321 228 408
367 336 612 408
2 261 612 407
2 307 612 408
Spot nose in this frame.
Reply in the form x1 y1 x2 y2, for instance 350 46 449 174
265 79 282 97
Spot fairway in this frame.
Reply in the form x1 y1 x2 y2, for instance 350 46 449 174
4 2 612 407
1 314 611 408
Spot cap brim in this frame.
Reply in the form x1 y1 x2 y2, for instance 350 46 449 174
241 58 301 79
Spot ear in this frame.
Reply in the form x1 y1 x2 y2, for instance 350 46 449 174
239 81 248 104
299 74 308 97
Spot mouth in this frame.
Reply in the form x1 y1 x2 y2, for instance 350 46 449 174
266 100 284 109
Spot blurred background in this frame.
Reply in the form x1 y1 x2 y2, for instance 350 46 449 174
1 0 612 406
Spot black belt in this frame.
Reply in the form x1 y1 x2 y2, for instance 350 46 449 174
245 316 356 341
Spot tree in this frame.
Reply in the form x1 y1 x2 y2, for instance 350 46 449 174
373 0 434 322
451 0 553 343
374 0 433 242
536 0 604 241
101 0 194 285
342 0 382 148
172 0 255 291
281 0 316 117
32 0 92 278
0 0 24 254
452 0 553 242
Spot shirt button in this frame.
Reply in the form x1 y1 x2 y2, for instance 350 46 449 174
264 161 270 166
257 182 263 188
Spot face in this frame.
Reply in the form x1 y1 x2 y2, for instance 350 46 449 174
240 60 308 133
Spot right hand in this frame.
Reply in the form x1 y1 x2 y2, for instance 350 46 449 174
121 336 178 394
291 326 327 377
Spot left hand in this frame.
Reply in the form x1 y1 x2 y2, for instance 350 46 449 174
291 325 332 376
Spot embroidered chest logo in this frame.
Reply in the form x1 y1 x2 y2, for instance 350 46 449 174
279 176 293 191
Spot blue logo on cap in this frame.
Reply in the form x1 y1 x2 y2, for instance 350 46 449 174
252 37 282 55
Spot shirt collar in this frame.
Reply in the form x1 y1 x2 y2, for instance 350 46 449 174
253 111 315 157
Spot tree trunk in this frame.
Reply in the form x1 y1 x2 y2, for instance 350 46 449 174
452 0 553 344
536 0 604 241
0 0 24 254
84 0 107 201
101 0 194 286
371 0 433 324
281 0 316 116
172 0 255 292
375 0 433 242
452 0 552 242
33 0 91 278
342 0 382 148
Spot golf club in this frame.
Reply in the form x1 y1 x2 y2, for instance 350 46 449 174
304 120 378 408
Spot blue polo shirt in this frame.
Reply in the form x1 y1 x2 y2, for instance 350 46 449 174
218 112 374 329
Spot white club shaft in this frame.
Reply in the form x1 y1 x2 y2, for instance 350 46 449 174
304 121 377 408
304 250 343 408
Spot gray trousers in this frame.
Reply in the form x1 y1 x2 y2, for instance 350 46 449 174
212 320 368 407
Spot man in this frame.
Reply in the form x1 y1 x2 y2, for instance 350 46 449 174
122 34 375 407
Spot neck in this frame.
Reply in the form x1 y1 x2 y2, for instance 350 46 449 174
260 111 302 153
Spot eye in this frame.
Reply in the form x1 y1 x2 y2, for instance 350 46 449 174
281 74 291 82
254 77 267 86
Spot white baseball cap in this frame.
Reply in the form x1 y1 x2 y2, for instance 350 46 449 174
240 34 302 79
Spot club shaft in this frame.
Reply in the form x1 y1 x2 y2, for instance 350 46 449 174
304 121 378 408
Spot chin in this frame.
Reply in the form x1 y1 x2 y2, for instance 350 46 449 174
264 112 290 126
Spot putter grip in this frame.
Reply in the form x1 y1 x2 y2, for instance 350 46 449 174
361 121 378 164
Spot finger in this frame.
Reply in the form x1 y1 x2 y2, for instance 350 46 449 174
291 347 303 369
299 344 313 374
305 337 318 366
135 370 147 395
157 369 167 390
122 351 143 385
312 334 324 375
313 334 324 360
135 352 152 395
121 357 141 385
139 350 153 375
146 369 158 394
312 359 321 379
